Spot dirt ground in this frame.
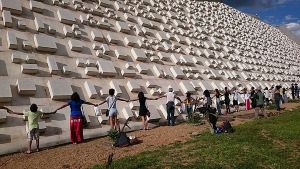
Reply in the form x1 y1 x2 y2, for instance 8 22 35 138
0 102 299 169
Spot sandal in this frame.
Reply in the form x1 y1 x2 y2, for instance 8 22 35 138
25 151 31 154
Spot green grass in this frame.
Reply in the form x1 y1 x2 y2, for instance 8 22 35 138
93 109 300 169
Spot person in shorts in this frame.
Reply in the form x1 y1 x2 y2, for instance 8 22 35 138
99 89 129 129
6 104 56 153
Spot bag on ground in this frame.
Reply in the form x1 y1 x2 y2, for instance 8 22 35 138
114 132 130 147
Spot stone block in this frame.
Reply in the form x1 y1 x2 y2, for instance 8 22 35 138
170 67 185 79
0 81 12 102
120 107 134 120
190 81 202 90
114 48 130 60
115 21 130 34
179 81 196 94
0 0 22 15
91 30 105 42
76 58 85 67
129 101 139 110
131 48 147 62
147 105 162 121
124 35 139 48
47 57 60 74
127 80 140 93
23 41 32 51
6 31 17 49
106 32 123 44
86 60 97 67
34 34 57 52
136 63 149 74
152 65 163 78
63 66 72 75
11 52 25 63
157 52 170 61
84 81 98 99
2 10 12 27
34 16 45 32
97 60 117 76
109 80 122 96
17 20 26 30
47 79 73 100
0 110 7 123
29 0 44 13
121 69 136 77
57 8 75 25
199 81 214 91
85 67 98 76
63 25 73 37
68 39 83 52
21 64 38 74
16 79 36 95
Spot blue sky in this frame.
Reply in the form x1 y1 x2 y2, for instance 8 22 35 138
222 0 300 36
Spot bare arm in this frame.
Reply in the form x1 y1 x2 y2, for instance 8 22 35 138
147 97 159 100
6 108 24 115
84 101 97 106
176 96 182 102
54 103 69 112
98 100 107 106
130 98 139 102
118 97 129 102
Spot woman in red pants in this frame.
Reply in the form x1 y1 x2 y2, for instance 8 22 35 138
54 92 97 144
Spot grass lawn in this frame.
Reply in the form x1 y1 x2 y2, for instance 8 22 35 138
93 109 300 169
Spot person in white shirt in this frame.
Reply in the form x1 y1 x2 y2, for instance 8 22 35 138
159 88 182 126
232 87 240 112
263 87 270 106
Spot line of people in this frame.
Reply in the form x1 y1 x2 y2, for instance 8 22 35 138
0 84 292 154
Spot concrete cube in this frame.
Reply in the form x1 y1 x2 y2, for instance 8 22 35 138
21 64 39 74
34 34 57 52
16 79 36 95
0 81 12 102
47 79 73 100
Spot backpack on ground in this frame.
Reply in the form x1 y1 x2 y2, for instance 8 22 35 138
223 121 234 133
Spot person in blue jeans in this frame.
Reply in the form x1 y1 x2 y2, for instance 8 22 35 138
159 88 182 126
183 92 195 120
274 86 282 112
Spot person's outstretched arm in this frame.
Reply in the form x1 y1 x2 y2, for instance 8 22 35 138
54 103 69 112
176 96 182 102
98 100 107 106
147 97 159 100
118 97 129 102
6 108 24 115
84 101 97 106
130 98 139 102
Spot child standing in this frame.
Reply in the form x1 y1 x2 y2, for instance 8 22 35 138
6 104 56 153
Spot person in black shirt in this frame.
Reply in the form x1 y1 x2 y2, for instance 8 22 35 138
130 92 159 130
250 87 257 109
224 87 231 114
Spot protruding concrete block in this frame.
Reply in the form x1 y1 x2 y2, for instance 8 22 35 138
29 0 44 13
179 81 196 94
97 60 117 76
147 105 162 121
85 67 98 76
136 63 149 74
170 67 185 79
57 8 75 25
34 34 57 52
34 16 45 32
47 57 60 74
127 80 140 93
131 48 147 61
129 101 139 110
121 69 136 77
47 79 73 100
114 48 130 60
63 66 72 75
21 64 39 74
2 10 13 27
16 79 36 95
68 39 83 52
91 30 105 42
0 110 7 123
106 32 123 44
84 81 98 99
6 31 17 49
0 0 22 15
120 107 134 120
109 80 122 96
0 81 12 102
11 52 25 63
115 21 130 34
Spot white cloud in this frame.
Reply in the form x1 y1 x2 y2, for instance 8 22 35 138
286 22 300 31
285 15 298 21
285 22 300 37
